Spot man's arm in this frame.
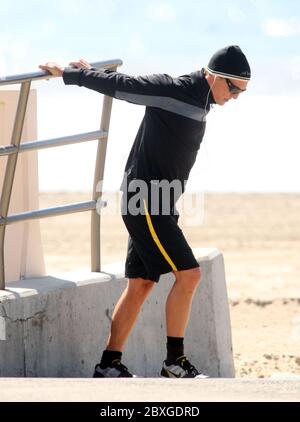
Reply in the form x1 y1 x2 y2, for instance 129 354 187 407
39 59 184 107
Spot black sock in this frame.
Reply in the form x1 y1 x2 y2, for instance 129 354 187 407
100 350 122 368
166 336 184 365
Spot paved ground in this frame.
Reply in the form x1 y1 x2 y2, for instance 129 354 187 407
0 378 299 402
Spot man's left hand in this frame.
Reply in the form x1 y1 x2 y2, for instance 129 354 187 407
68 59 92 70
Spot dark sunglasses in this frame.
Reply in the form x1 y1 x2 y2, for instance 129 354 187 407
225 78 246 94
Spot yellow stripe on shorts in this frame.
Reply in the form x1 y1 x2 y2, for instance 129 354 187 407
143 199 178 272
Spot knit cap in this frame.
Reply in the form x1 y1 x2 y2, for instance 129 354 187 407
206 45 251 81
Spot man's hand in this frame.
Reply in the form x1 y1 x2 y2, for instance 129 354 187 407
39 62 65 77
68 58 92 70
39 59 91 76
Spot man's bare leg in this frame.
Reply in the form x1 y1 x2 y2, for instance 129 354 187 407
161 267 204 377
166 267 202 337
106 278 155 351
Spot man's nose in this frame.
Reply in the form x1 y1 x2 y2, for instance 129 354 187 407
232 93 240 100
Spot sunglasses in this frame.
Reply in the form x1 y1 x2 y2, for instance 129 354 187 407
225 78 246 94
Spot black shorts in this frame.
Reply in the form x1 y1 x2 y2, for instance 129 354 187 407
121 193 199 283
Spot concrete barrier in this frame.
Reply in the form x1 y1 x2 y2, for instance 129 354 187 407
0 248 234 378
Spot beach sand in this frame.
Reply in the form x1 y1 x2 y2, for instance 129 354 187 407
39 192 300 378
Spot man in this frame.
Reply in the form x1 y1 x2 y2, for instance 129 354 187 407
40 45 250 378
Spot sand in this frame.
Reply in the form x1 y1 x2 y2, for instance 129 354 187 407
39 192 300 378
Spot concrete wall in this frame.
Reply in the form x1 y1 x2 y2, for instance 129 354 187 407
0 89 45 283
0 248 234 378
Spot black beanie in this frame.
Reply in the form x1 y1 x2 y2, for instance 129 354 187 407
206 45 251 81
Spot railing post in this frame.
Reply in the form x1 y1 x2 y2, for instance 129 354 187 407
91 92 114 272
0 81 31 289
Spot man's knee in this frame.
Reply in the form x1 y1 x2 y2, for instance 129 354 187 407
174 267 202 292
127 278 155 296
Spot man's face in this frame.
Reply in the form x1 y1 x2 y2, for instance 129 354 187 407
209 75 248 105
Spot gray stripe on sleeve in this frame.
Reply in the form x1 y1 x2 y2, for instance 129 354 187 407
115 91 207 122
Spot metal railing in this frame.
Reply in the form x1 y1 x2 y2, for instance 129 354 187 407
0 59 123 289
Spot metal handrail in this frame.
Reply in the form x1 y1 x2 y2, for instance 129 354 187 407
0 130 108 156
0 201 102 225
0 59 123 289
0 59 123 86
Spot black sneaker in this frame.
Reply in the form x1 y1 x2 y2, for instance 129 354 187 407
161 355 209 379
93 359 134 378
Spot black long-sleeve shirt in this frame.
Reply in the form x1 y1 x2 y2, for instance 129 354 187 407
63 66 215 201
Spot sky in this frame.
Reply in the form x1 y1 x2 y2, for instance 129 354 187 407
0 0 300 192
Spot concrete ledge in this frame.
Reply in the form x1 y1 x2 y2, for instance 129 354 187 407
0 378 299 402
0 248 234 378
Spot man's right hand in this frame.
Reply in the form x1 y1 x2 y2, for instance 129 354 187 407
39 62 65 77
